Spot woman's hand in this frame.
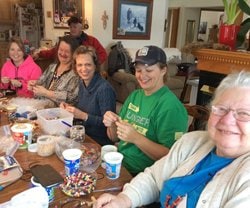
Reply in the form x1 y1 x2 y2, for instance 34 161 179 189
10 79 22 88
103 111 119 127
60 101 70 109
27 80 37 90
93 193 131 208
1 77 10 84
116 119 139 144
62 104 88 121
32 85 49 97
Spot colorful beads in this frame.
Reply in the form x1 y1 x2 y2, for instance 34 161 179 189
60 172 97 197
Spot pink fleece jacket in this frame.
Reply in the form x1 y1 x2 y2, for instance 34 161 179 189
0 55 42 97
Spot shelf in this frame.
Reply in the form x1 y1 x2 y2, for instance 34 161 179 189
192 49 250 74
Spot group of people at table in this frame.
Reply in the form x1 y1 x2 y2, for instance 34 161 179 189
1 16 250 208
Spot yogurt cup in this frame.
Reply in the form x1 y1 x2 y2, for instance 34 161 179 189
11 123 33 149
62 148 82 176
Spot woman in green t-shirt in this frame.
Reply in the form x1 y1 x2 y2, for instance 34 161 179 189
103 45 188 175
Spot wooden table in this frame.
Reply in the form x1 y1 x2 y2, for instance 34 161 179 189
0 110 132 207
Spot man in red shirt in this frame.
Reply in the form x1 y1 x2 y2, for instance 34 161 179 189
36 16 107 65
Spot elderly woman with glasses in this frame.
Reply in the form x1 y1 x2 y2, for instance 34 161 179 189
94 71 250 208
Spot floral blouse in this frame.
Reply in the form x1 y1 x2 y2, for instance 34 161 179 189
36 63 80 106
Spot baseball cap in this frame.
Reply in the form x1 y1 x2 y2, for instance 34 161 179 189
67 16 82 26
133 46 167 66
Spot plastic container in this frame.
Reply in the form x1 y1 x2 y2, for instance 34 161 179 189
11 123 33 149
36 108 73 135
37 135 55 157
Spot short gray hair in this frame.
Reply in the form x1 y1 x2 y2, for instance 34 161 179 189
212 70 250 105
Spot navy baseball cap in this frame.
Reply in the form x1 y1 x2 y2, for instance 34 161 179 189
133 46 167 66
67 16 82 26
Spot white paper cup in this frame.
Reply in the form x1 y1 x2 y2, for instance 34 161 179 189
104 152 123 179
101 145 118 160
101 145 118 169
62 148 82 176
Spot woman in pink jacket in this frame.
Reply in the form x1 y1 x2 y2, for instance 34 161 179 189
0 36 42 97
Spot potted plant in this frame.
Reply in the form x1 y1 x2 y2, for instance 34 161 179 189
219 0 242 50
236 0 250 48
222 0 242 25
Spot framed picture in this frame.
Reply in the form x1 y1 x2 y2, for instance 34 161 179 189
113 0 153 39
199 21 207 34
185 20 195 44
53 0 84 29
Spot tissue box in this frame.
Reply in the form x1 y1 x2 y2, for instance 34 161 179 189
36 108 73 135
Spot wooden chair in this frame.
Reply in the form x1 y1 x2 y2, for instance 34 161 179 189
184 104 210 132
176 63 200 103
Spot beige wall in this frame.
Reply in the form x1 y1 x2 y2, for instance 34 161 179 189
169 0 223 7
42 0 169 51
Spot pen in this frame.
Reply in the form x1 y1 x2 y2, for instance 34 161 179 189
61 121 72 128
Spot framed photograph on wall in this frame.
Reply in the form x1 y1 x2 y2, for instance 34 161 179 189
113 0 153 39
199 21 207 34
53 0 84 29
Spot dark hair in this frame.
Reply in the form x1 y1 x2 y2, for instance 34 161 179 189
73 45 100 72
158 62 169 84
8 36 25 56
57 35 79 54
67 16 82 26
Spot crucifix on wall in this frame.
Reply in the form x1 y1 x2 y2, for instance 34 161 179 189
101 10 108 29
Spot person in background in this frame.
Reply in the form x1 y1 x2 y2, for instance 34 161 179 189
35 16 107 65
28 35 79 107
60 45 116 146
0 36 42 97
95 71 250 208
103 46 188 175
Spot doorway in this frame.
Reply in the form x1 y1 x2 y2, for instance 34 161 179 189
165 8 179 48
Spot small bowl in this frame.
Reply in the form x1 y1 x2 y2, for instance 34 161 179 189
5 104 17 112
60 170 97 197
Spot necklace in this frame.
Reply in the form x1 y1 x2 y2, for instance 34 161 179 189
49 65 71 90
53 73 63 80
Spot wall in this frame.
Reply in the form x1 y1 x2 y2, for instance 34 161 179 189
177 7 200 49
169 0 223 8
42 0 168 51
169 0 223 49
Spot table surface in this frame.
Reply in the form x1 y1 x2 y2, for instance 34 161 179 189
0 109 132 207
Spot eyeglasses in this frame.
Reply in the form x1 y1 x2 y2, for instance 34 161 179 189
211 105 250 122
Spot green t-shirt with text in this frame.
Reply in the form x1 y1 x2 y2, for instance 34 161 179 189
118 86 188 174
